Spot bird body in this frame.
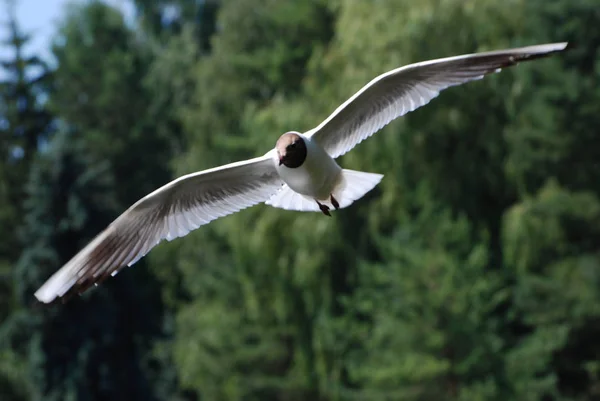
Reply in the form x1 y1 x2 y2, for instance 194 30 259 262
34 42 569 304
268 132 384 213
274 132 342 201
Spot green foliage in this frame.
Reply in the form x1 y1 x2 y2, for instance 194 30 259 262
176 0 334 171
132 0 219 49
9 129 164 401
167 0 600 400
345 210 505 401
1 2 178 400
0 5 53 299
1 0 599 400
503 181 600 400
0 347 30 401
0 8 53 398
50 1 171 206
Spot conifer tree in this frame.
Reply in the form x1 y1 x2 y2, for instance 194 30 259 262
0 5 52 399
11 129 162 401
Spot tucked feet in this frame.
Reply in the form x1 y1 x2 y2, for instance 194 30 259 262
316 200 331 217
330 195 340 210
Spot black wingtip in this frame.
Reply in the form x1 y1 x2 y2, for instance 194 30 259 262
514 42 570 64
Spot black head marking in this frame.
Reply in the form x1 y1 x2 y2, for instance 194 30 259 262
276 132 307 169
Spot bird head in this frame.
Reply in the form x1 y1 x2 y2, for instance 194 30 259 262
276 132 307 168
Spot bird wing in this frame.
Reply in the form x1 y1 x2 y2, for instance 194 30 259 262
306 42 568 159
34 153 283 304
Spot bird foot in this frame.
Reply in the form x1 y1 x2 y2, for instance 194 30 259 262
316 200 331 217
330 194 340 210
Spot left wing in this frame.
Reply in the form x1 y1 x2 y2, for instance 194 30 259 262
307 42 569 159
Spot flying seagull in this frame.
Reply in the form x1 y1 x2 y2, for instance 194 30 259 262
35 42 569 304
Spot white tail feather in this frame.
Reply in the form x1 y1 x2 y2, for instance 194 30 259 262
265 185 320 212
334 169 384 208
265 169 383 212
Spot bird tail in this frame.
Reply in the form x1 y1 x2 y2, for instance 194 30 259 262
265 169 383 212
333 169 384 209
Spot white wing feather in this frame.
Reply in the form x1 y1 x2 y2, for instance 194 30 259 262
307 42 568 158
34 153 283 304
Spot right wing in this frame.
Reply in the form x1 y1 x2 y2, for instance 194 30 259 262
34 153 283 304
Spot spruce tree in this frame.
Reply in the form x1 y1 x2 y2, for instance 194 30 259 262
12 129 162 401
0 6 52 399
0 1 53 315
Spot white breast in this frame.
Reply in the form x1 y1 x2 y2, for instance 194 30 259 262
275 134 342 200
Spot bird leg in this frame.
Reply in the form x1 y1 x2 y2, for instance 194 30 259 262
315 200 331 217
330 194 340 210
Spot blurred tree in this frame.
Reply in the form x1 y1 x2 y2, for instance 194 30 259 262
50 1 171 207
344 209 506 401
162 1 338 399
143 23 202 175
0 5 52 399
131 0 220 51
217 1 528 399
0 4 52 170
0 0 597 400
8 129 163 401
501 1 600 399
141 24 203 313
177 0 334 171
0 347 29 401
503 182 600 400
130 0 220 170
3 2 177 400
0 0 53 317
168 0 599 400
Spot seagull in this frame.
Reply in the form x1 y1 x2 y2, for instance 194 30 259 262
34 42 569 304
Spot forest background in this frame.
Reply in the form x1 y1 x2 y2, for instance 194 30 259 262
1 0 599 400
